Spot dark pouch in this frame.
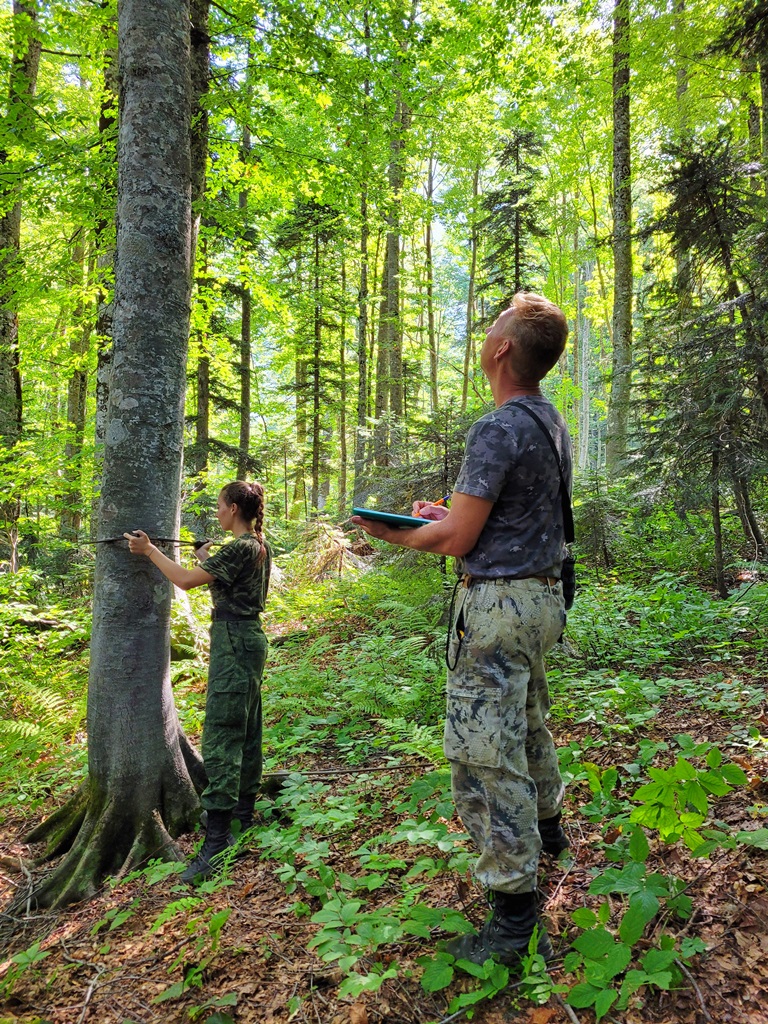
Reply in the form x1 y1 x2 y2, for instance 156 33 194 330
561 553 576 611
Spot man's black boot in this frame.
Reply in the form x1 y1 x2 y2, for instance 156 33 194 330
447 891 554 967
181 810 234 884
539 811 570 855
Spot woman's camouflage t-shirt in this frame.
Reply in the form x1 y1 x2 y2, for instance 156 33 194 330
204 535 271 617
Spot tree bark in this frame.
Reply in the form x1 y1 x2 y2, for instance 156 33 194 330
189 0 210 264
711 445 728 598
462 165 479 414
61 231 92 542
424 157 439 414
338 258 348 519
93 31 118 536
0 2 41 571
0 1 40 447
354 186 369 502
605 0 633 477
25 0 199 910
311 228 322 510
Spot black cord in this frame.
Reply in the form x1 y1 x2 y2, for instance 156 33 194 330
445 576 465 671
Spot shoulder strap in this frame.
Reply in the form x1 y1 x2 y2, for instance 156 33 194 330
509 401 575 544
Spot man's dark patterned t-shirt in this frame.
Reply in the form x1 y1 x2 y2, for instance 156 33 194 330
204 534 271 617
454 395 572 579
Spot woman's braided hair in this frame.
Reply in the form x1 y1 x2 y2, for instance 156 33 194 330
220 480 266 565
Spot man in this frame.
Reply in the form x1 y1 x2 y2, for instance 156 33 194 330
352 292 571 966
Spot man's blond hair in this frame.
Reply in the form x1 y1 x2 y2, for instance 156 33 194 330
502 292 568 382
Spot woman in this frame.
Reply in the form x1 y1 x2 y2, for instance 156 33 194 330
125 480 271 883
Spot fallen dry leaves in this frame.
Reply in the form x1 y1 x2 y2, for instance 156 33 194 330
1 695 767 1024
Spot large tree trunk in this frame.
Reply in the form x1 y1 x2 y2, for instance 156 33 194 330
61 231 92 542
311 229 322 510
354 186 369 502
373 30 412 467
189 0 210 263
0 2 41 571
605 0 633 476
236 50 252 480
92 32 118 536
424 157 439 414
338 258 348 519
24 0 200 910
0 1 40 443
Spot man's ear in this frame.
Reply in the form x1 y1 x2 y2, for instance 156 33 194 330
493 336 512 363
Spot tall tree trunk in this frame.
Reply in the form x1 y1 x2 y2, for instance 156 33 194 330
311 229 322 510
25 0 199 910
711 445 728 599
61 231 92 542
353 12 372 502
236 45 252 480
732 474 767 560
292 354 308 516
189 0 210 264
0 2 41 570
93 33 118 536
606 0 633 477
0 1 40 444
354 186 369 502
462 165 480 414
424 157 439 414
338 259 348 518
374 14 413 467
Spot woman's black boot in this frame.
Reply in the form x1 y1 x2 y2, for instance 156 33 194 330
232 795 256 834
181 810 234 884
447 890 553 966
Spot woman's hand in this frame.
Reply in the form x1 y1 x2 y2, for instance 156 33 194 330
413 501 449 521
194 540 214 562
124 529 154 556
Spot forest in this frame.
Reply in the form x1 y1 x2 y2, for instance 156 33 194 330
0 0 767 1022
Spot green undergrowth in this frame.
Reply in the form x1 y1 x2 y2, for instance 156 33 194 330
0 569 91 811
2 552 767 1021
224 558 768 1020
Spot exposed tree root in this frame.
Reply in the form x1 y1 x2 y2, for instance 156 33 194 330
11 788 194 912
6 761 199 913
23 780 90 859
112 809 183 884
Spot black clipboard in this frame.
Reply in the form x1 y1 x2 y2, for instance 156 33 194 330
352 507 429 529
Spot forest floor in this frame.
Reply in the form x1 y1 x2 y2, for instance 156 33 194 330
2 562 768 1024
2 679 768 1024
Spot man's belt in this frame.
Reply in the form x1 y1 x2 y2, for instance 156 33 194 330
461 574 560 588
211 611 261 622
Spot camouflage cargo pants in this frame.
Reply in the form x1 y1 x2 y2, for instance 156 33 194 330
444 577 566 894
201 621 268 813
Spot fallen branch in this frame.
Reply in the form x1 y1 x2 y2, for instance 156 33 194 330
675 958 712 1022
554 992 581 1023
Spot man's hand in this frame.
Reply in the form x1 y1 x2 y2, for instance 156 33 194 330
124 530 154 556
349 516 397 542
413 501 449 521
352 492 493 557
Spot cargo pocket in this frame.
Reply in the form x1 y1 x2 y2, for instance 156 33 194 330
443 685 502 769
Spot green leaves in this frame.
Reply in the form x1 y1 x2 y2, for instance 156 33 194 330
630 743 748 849
736 828 768 850
418 952 454 993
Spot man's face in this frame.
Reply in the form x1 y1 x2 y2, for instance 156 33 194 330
480 306 516 378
